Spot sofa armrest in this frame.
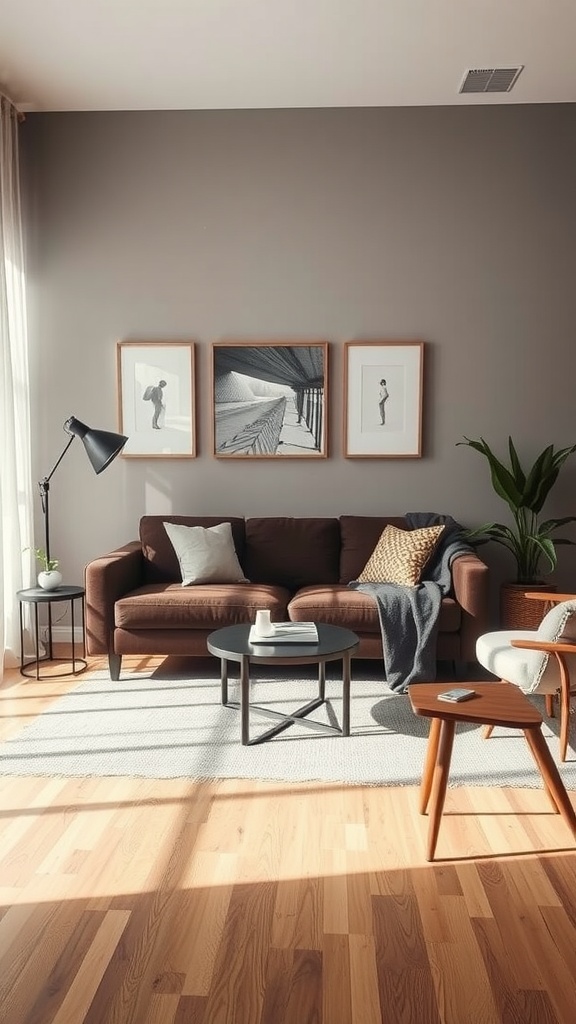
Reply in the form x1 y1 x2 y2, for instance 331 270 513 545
451 553 491 662
85 541 143 655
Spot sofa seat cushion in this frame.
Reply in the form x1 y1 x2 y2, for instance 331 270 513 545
288 585 381 633
288 585 461 634
115 583 291 630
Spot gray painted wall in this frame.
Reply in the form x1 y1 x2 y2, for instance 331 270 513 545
21 104 576 601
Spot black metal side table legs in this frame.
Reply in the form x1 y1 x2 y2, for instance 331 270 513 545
17 585 87 679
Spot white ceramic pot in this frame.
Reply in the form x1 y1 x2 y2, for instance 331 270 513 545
37 570 63 590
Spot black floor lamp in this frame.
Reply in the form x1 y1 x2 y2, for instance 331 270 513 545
38 415 128 566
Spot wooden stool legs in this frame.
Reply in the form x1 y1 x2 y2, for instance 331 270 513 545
420 719 456 861
419 717 441 814
523 727 576 836
420 718 576 860
484 692 565 758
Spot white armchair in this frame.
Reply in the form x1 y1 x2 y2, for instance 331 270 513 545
476 594 576 761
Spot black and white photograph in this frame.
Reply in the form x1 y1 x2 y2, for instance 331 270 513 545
344 340 423 457
117 341 196 458
212 341 329 458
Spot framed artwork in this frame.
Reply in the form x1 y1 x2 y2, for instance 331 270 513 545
211 340 329 458
344 341 424 458
117 341 196 458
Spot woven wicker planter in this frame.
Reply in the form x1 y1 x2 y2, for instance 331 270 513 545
500 582 556 630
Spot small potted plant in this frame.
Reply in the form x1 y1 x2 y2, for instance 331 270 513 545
33 548 63 590
456 435 576 628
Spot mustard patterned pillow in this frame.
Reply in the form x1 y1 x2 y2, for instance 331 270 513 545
357 524 445 586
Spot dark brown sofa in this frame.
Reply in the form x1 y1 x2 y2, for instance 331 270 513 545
85 515 490 680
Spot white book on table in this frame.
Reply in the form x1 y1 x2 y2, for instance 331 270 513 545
249 621 319 644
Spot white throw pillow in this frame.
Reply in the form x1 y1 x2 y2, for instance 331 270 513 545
163 521 248 586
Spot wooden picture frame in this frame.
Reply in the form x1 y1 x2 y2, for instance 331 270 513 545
211 340 329 458
344 340 424 458
117 341 196 458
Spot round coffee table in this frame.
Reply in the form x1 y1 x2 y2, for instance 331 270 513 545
207 623 360 745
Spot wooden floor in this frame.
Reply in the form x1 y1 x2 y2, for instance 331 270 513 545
1 653 576 1024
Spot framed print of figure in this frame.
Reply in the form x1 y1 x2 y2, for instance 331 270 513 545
117 341 196 458
344 341 424 458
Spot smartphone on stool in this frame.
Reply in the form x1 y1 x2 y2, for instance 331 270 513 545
437 688 476 703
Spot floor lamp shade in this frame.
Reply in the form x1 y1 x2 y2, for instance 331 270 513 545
64 416 128 474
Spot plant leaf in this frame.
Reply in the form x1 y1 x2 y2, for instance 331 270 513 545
539 516 576 534
522 445 556 510
508 436 526 491
533 536 557 573
458 437 522 511
464 521 508 539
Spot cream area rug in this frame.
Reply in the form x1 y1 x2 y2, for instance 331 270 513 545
1 659 574 788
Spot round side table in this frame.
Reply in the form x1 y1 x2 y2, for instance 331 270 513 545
17 585 87 679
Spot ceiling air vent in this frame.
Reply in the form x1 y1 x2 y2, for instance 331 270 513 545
459 66 524 94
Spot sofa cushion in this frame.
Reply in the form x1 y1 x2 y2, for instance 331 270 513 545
339 516 408 584
288 585 381 632
163 521 248 586
115 583 291 630
288 585 461 634
140 516 246 584
357 524 445 586
243 517 341 589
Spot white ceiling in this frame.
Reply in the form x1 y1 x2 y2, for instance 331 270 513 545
1 0 575 113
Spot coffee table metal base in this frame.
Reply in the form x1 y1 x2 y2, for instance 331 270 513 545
207 624 359 746
221 656 351 746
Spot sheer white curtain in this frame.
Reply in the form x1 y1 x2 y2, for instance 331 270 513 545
0 93 34 678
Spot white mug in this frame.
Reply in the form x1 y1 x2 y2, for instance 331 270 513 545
255 609 274 636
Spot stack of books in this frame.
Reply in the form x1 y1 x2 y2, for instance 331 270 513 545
248 621 319 644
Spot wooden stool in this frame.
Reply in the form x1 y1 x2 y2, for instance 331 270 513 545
408 682 576 861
